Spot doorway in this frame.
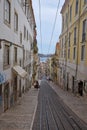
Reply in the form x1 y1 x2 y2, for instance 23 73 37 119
72 76 75 93
13 76 17 102
67 73 69 91
4 83 9 111
19 79 21 97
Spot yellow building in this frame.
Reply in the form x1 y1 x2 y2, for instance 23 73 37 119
55 42 60 84
59 0 87 95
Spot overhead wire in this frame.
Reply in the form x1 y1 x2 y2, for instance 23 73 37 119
47 0 60 54
38 0 43 54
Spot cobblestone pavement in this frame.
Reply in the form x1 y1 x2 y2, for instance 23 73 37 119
49 81 87 124
0 88 39 130
32 80 87 130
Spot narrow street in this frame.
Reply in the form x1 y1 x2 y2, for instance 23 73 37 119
0 0 87 129
0 80 87 130
32 80 87 130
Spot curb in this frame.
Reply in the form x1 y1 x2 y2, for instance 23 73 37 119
29 94 38 130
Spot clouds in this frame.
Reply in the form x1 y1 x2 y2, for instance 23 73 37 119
32 0 64 54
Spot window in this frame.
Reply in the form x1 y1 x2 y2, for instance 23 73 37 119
31 43 33 50
27 30 28 40
61 51 63 58
75 0 78 15
84 0 87 4
82 19 86 42
24 26 26 39
66 13 68 27
65 35 67 48
81 45 85 60
14 47 17 63
62 16 64 31
68 49 70 59
20 32 22 44
68 32 71 47
4 45 10 66
62 38 63 49
14 12 18 32
23 49 25 60
64 50 66 58
4 0 11 24
73 47 76 60
74 27 77 45
70 5 72 22
20 60 21 66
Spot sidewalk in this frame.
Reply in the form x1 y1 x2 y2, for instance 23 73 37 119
0 87 39 130
49 81 87 124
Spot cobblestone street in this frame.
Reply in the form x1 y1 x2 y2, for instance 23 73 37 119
0 80 87 130
0 88 39 130
32 80 87 130
0 0 87 129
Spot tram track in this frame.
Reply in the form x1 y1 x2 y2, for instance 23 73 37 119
32 80 87 130
47 84 86 130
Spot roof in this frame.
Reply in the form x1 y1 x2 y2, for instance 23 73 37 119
60 0 69 14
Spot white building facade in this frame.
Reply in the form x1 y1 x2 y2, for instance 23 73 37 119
0 0 36 113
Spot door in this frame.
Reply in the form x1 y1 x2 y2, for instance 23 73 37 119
13 76 17 102
19 79 21 97
72 76 75 93
67 73 69 91
4 83 9 111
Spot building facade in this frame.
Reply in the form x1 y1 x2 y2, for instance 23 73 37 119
59 0 87 95
0 0 36 113
55 42 60 84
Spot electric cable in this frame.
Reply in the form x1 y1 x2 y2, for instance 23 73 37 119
47 0 60 54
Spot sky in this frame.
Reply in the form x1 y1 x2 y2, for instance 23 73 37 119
32 0 65 55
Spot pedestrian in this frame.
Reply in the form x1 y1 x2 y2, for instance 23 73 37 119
34 80 39 89
78 80 83 96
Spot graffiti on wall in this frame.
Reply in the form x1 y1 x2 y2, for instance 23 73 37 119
0 73 6 84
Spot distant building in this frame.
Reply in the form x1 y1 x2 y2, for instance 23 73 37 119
59 0 87 94
0 0 36 113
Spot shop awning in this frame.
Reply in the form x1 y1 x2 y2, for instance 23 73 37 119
13 66 27 78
